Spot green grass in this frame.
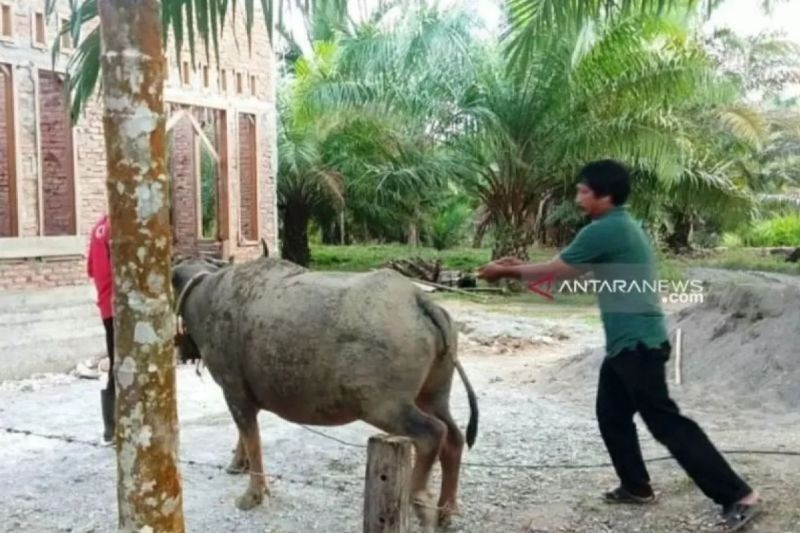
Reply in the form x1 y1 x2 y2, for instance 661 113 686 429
309 243 558 272
746 214 800 247
309 243 799 288
669 248 800 275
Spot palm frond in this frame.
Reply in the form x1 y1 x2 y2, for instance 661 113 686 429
502 0 708 73
714 104 767 150
64 27 102 122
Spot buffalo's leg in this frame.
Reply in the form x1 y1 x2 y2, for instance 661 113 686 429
418 371 465 526
226 433 249 475
428 401 465 527
365 403 445 531
223 392 268 510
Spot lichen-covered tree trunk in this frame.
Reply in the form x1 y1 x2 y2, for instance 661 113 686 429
97 0 185 530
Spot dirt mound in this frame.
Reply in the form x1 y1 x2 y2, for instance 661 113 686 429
672 282 800 408
545 281 800 410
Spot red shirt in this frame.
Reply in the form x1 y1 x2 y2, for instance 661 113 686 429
87 214 114 319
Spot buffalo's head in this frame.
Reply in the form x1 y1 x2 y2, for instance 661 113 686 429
171 256 230 364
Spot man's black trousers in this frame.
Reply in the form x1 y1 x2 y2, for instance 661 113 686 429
596 341 751 507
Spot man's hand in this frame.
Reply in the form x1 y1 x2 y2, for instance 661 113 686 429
477 256 582 284
476 262 509 282
476 257 525 282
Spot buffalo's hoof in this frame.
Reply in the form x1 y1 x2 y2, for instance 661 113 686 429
235 487 265 511
226 459 249 475
437 502 459 528
412 491 437 533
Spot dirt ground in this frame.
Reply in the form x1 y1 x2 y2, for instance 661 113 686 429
1 276 799 533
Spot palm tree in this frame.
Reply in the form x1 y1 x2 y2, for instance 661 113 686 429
281 5 481 254
459 14 732 258
657 28 800 250
276 48 344 264
503 0 790 71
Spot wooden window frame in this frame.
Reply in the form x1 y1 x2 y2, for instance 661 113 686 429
59 17 73 52
181 60 190 87
0 3 14 42
219 68 227 94
35 69 78 237
201 64 209 89
31 9 46 49
166 107 228 245
237 112 259 244
0 63 19 237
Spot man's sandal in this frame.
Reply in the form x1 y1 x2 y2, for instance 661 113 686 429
603 486 656 505
719 502 761 532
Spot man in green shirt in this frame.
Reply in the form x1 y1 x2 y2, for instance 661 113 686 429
477 160 759 531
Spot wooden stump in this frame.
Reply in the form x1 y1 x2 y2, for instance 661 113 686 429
363 434 412 533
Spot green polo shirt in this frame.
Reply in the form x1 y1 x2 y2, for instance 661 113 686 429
559 206 668 358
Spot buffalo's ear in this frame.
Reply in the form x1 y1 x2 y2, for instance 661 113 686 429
260 238 269 258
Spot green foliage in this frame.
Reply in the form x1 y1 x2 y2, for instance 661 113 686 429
309 244 494 272
424 195 473 251
53 0 800 275
200 142 218 239
745 214 800 246
687 247 800 274
721 232 744 248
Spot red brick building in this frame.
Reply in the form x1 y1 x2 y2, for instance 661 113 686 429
0 0 278 291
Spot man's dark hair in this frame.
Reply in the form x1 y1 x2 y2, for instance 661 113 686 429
579 159 631 206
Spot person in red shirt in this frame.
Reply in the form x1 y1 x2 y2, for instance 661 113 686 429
87 214 115 445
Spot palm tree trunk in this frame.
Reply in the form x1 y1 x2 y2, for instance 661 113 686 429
472 217 489 248
491 223 531 260
407 222 419 247
281 203 312 265
97 0 185 530
667 214 693 252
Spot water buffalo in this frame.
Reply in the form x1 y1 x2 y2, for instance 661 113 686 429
172 250 478 528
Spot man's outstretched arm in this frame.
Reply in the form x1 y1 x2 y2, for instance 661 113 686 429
477 257 583 282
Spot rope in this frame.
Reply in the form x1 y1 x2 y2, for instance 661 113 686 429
5 425 797 473
299 425 367 448
1 426 358 490
174 270 210 336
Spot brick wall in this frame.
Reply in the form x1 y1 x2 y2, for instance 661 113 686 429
0 64 11 236
238 113 257 242
0 0 278 290
168 116 197 256
0 256 84 291
38 69 74 236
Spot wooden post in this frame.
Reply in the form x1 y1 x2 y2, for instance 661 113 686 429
364 434 412 533
675 328 683 385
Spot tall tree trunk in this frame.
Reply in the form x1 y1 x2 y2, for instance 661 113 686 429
667 214 693 252
531 194 551 246
407 222 418 247
281 204 311 266
97 0 185 530
472 218 488 249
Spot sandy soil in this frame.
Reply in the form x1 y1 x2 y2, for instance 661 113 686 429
1 282 799 533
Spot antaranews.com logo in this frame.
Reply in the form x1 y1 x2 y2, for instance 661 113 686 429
525 264 705 310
